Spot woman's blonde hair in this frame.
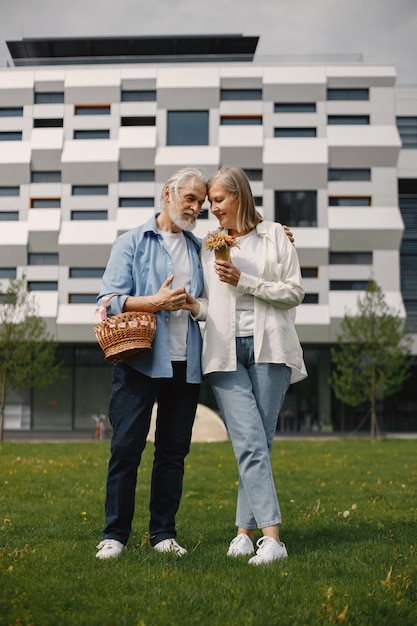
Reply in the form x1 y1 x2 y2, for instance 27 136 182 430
207 166 263 233
160 167 207 210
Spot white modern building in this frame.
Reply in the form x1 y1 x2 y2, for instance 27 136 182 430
0 35 416 433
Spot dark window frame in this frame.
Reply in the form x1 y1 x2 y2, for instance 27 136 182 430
328 168 371 181
73 129 110 140
327 88 369 101
275 190 317 227
220 89 262 101
70 210 108 220
121 90 156 102
34 92 65 104
31 171 61 183
328 115 369 125
274 103 316 113
119 169 155 182
167 110 209 146
274 127 316 137
71 185 108 196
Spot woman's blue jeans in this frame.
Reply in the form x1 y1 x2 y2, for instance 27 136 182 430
209 337 290 530
103 362 200 546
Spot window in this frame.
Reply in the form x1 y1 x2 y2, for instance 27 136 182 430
118 198 154 207
197 209 209 220
74 105 110 115
0 212 18 220
330 280 369 290
0 268 17 278
31 198 61 208
28 253 59 265
0 186 19 196
221 116 262 125
121 117 156 126
26 252 58 266
398 180 417 330
72 185 108 196
327 88 369 101
121 90 156 102
119 170 155 182
69 294 97 304
303 293 319 304
274 103 316 113
274 127 316 137
243 169 262 181
328 115 369 125
329 252 372 264
0 132 22 141
71 210 108 220
33 118 64 128
301 267 319 278
220 89 262 101
31 171 61 183
34 92 64 104
329 196 371 206
73 130 110 139
397 117 417 149
28 281 58 291
328 168 371 181
0 107 23 117
167 111 209 146
69 268 105 278
275 191 317 227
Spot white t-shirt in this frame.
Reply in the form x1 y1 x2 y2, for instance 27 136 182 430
159 230 190 360
232 229 263 337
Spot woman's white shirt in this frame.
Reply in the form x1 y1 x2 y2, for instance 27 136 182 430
197 221 307 384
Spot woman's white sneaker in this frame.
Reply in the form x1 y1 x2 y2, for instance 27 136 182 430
227 534 254 557
95 539 126 560
248 537 288 565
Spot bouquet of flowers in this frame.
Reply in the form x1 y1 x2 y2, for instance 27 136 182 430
205 229 240 260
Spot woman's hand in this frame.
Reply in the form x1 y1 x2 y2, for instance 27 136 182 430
182 291 200 317
283 224 295 244
214 260 241 286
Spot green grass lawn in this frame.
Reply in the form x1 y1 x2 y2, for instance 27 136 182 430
0 438 416 626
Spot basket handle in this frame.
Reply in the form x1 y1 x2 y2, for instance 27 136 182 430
98 293 127 321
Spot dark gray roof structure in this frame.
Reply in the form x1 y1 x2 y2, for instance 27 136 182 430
6 35 259 66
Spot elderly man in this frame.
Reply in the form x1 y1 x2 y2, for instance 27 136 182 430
95 167 207 559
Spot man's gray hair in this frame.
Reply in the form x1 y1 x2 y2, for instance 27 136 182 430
160 167 207 209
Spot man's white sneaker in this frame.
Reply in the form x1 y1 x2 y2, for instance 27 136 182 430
153 538 187 556
248 537 288 565
227 534 254 557
95 539 126 560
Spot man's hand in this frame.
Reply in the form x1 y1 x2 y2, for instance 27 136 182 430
124 275 187 313
152 275 187 311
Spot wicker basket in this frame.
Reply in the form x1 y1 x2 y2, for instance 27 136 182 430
94 295 156 364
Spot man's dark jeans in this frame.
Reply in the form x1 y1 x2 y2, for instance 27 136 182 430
103 362 200 546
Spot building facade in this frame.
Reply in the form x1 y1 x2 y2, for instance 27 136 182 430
1 36 416 433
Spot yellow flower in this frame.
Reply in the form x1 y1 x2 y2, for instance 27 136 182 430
205 229 240 251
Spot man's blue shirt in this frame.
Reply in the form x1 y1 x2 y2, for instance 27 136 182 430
98 214 204 383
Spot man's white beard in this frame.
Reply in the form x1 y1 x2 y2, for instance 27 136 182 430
168 204 196 231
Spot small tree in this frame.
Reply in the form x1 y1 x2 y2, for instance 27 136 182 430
330 280 412 440
0 277 61 441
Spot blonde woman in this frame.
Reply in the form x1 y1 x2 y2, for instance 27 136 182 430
185 167 307 565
